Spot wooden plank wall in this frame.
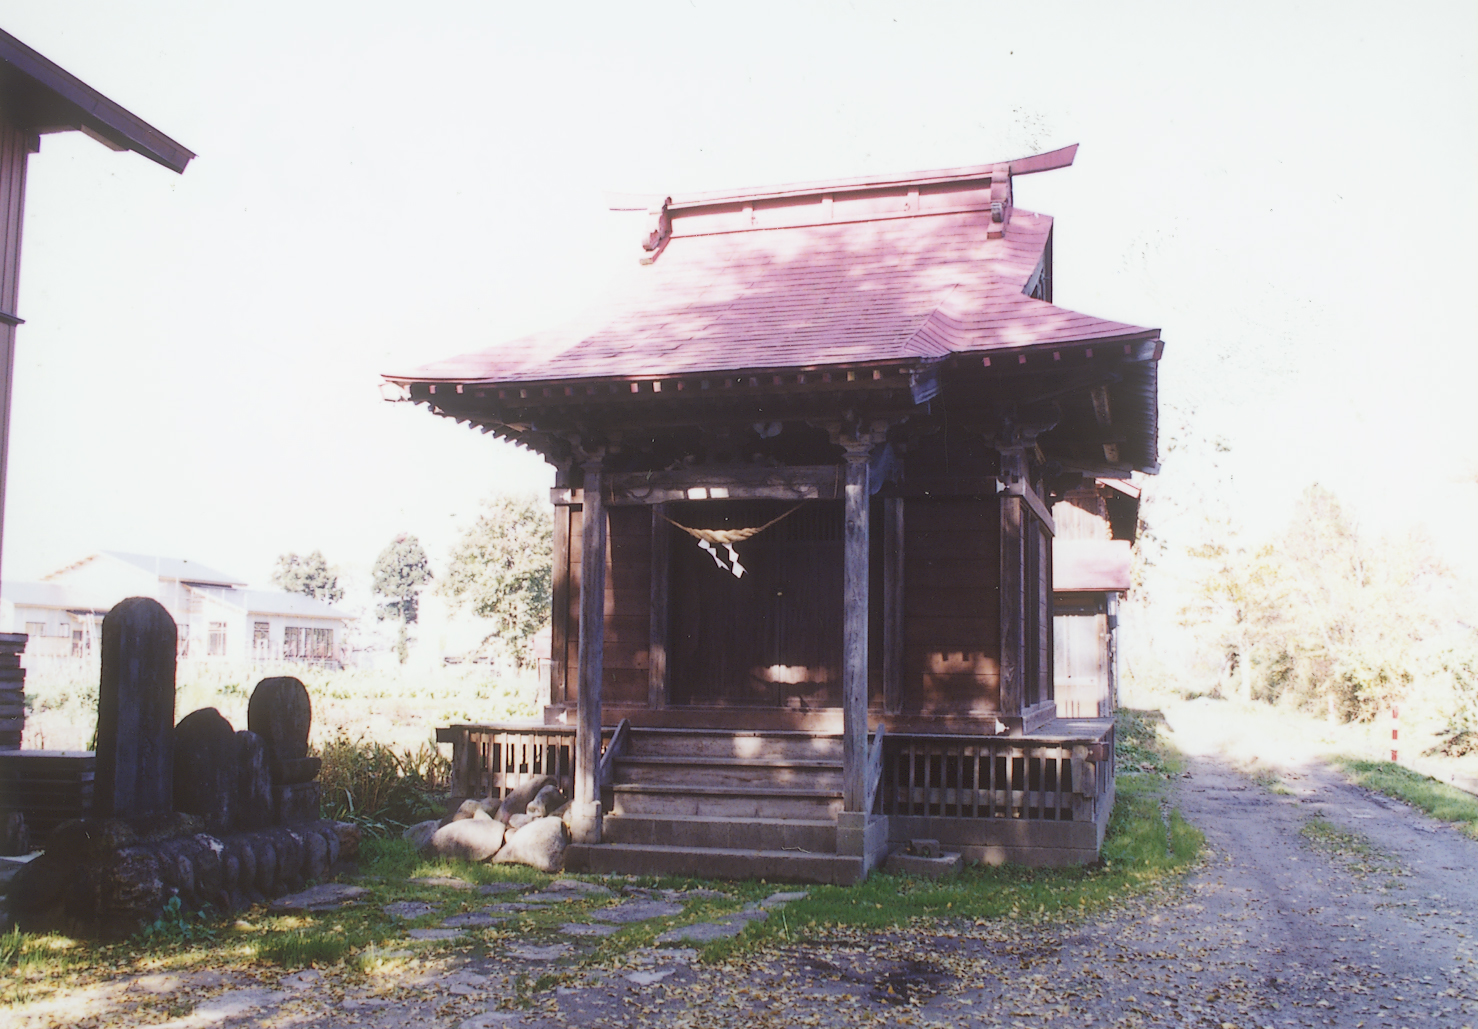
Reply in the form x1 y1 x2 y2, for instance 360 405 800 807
902 498 1002 715
603 506 651 706
551 503 652 707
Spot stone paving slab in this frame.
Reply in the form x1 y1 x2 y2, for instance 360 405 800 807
441 912 505 929
760 890 808 907
547 879 616 897
383 900 437 919
559 922 620 937
520 891 578 904
625 968 676 986
478 882 530 896
654 915 748 944
406 928 462 941
269 883 370 912
507 942 570 960
589 899 684 923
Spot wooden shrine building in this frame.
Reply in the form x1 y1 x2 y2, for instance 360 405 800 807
389 145 1163 880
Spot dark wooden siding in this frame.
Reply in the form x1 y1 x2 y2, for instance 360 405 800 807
902 498 1001 715
552 503 652 705
603 506 651 705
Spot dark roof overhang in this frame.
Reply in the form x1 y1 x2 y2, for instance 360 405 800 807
0 29 194 173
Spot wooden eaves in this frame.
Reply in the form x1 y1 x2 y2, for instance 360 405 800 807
0 28 194 173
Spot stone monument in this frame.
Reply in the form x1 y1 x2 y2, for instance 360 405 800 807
6 598 358 938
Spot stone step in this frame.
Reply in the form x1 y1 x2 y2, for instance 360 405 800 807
612 755 842 789
610 782 844 819
628 727 844 761
564 841 865 886
601 813 838 853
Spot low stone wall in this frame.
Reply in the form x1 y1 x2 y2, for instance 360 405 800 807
10 816 360 939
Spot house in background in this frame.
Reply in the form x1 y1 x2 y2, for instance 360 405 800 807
1 552 350 666
1052 478 1139 718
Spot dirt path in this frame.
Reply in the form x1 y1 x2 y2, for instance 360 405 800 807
9 703 1477 1028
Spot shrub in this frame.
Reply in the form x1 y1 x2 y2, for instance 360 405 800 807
315 734 449 834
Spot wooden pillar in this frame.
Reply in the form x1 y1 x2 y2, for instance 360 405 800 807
998 447 1026 722
572 461 607 843
0 123 35 590
548 494 572 707
648 503 670 709
842 445 871 812
882 496 904 715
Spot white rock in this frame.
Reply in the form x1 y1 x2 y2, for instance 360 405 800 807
427 818 507 862
492 815 569 873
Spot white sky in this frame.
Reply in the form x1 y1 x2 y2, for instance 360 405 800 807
0 1 1474 591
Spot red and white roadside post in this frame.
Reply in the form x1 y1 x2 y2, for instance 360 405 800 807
1391 705 1400 763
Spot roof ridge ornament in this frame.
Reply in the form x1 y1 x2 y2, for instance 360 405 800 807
640 197 673 266
987 162 1012 240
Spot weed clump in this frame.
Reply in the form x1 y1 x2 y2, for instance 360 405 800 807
315 735 449 835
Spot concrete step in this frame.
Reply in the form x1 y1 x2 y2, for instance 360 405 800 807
612 755 843 789
601 813 838 853
564 841 865 885
610 782 844 819
628 728 844 761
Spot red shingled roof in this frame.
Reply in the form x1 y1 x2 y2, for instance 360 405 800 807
388 152 1157 386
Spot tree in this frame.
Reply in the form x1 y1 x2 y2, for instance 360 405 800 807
373 534 432 663
271 550 344 604
1183 484 1447 721
439 494 553 667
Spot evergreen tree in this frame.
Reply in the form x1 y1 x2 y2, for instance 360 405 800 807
271 550 344 604
372 533 432 662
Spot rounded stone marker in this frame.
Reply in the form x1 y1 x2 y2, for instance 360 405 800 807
248 677 312 762
96 597 178 820
174 708 238 833
235 731 274 831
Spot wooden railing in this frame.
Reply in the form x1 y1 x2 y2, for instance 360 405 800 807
877 726 1113 823
437 724 579 802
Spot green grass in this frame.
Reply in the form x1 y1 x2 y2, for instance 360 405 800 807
1332 757 1478 838
255 927 365 967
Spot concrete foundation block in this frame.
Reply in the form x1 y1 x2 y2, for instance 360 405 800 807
884 850 964 879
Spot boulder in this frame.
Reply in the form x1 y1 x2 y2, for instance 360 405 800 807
507 812 535 830
526 784 565 819
426 818 506 862
94 846 164 938
332 821 362 862
247 677 313 762
403 818 439 853
235 731 274 831
495 776 557 824
492 816 568 873
173 708 238 834
447 799 493 825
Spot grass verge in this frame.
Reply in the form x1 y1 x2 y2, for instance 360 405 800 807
2 710 1203 1005
1331 757 1478 838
